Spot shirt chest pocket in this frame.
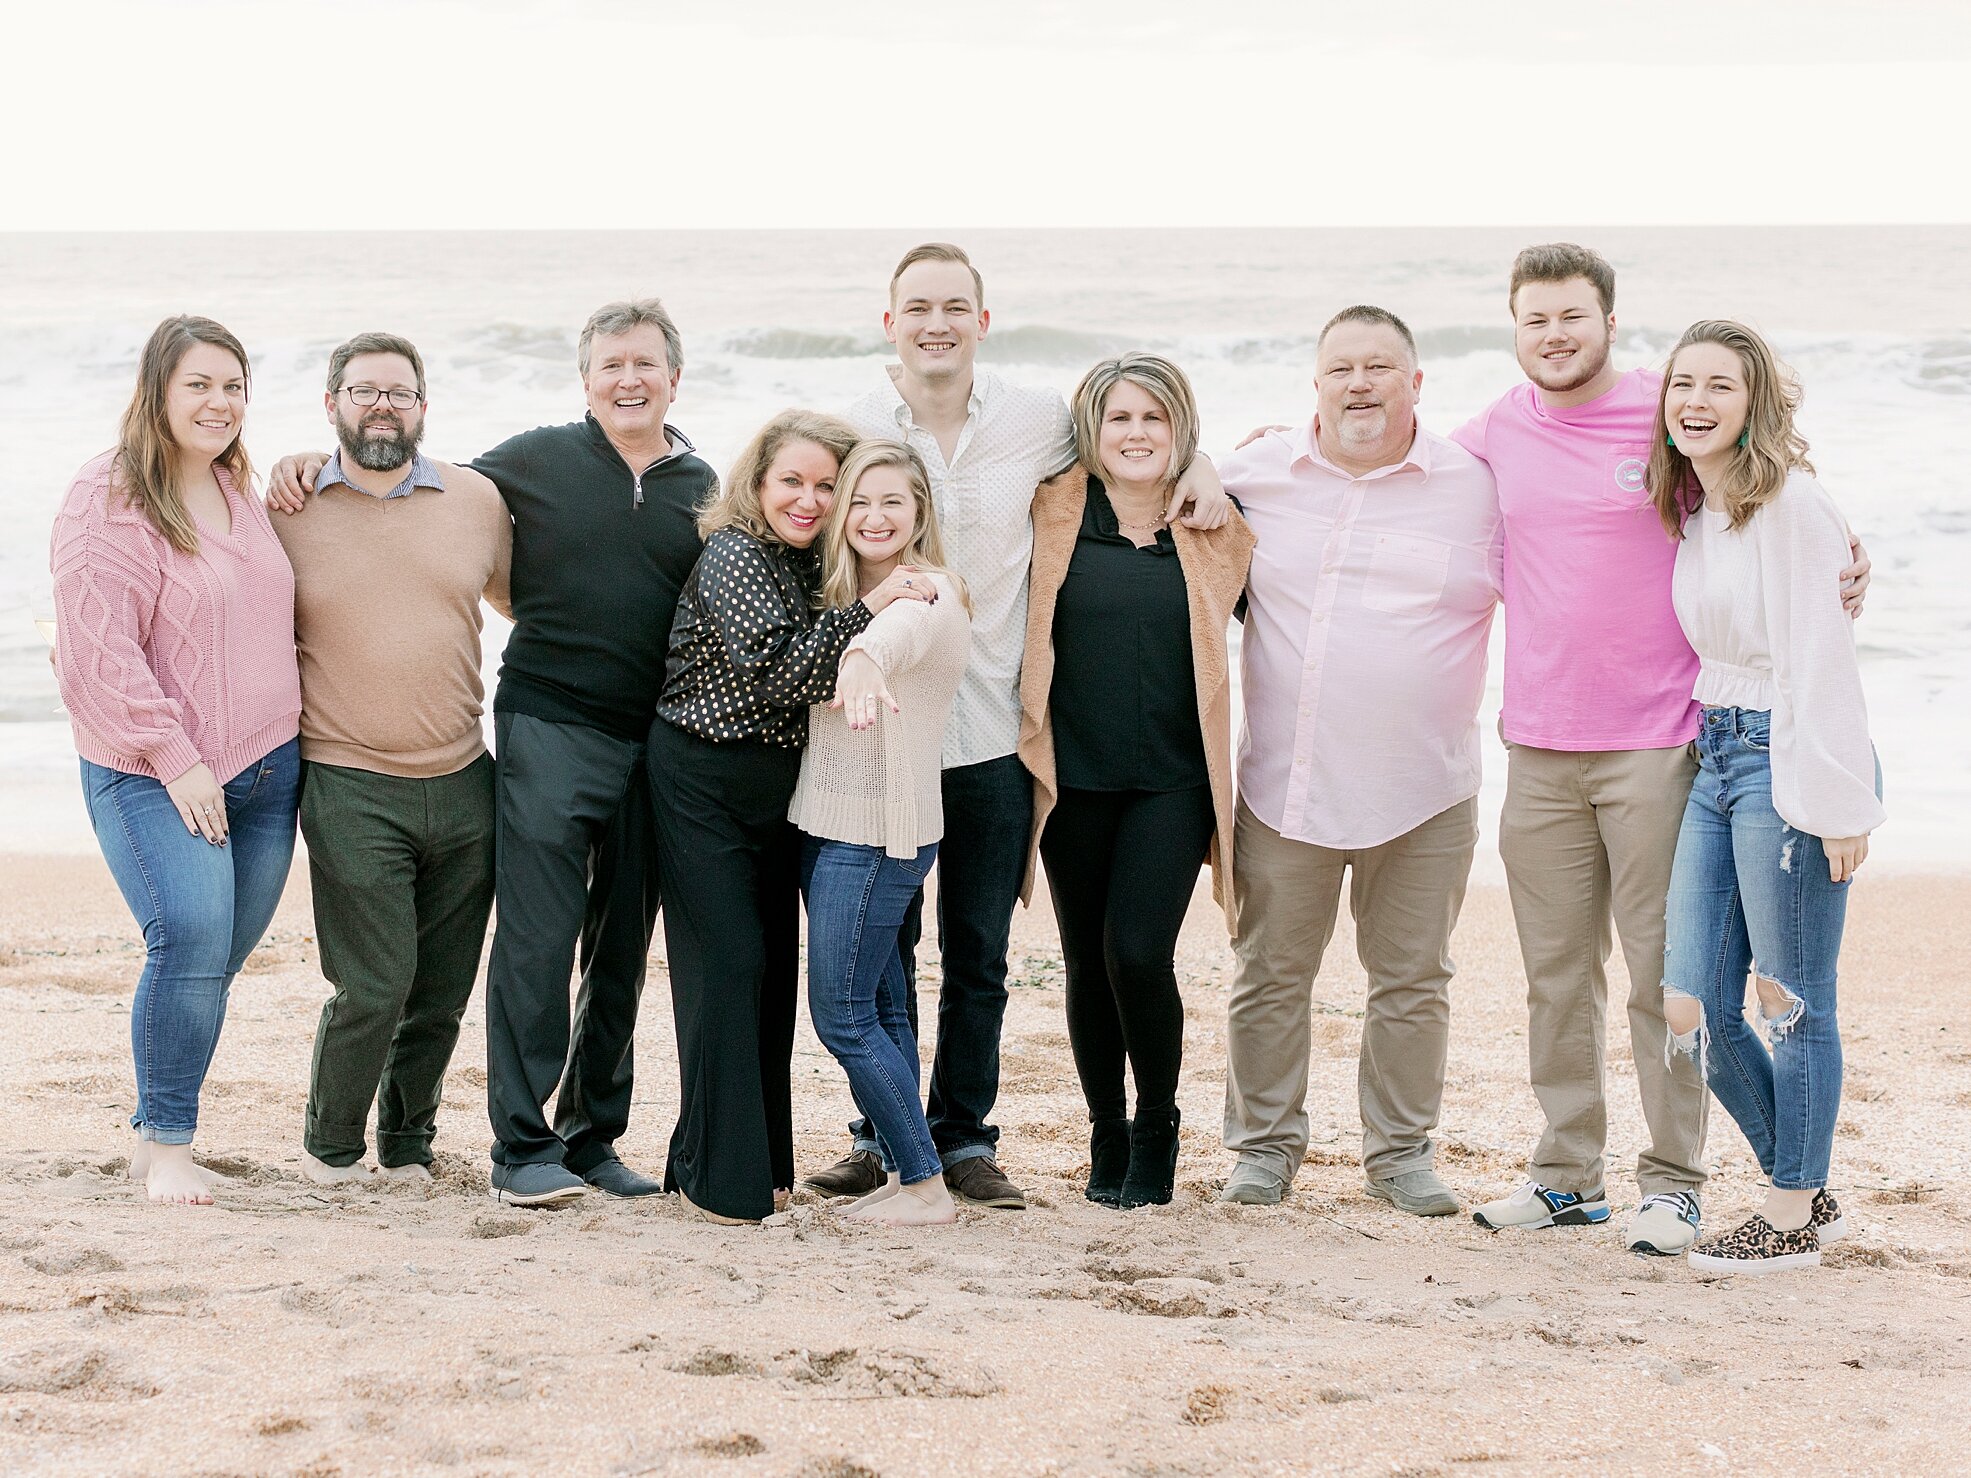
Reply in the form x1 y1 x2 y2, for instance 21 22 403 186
1602 445 1653 513
1361 532 1451 616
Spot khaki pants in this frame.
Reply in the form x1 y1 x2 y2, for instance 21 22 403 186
1223 797 1479 1184
1499 742 1708 1198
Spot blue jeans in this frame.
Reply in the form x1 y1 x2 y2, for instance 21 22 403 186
80 740 300 1144
851 753 1031 1165
803 836 942 1185
1662 708 1871 1191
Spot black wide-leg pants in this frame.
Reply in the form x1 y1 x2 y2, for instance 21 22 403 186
646 717 802 1221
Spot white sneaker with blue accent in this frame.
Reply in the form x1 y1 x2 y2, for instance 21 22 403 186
1626 1191 1703 1255
1471 1180 1611 1230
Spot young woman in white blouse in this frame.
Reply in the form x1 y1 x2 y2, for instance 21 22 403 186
1648 320 1884 1274
789 440 972 1226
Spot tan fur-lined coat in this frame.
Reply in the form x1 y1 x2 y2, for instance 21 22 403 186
1016 467 1256 928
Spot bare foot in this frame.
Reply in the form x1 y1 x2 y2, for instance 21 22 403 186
774 1187 791 1214
128 1140 228 1187
842 1172 904 1218
856 1175 956 1226
301 1151 374 1186
377 1162 433 1186
145 1143 215 1206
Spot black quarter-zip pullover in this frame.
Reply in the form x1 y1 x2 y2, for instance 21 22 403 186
472 414 713 740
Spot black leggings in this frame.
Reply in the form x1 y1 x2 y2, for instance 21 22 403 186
1037 784 1215 1123
646 718 802 1222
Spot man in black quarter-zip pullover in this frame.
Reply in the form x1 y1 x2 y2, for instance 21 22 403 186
270 298 713 1206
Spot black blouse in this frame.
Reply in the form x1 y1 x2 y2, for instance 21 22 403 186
1049 479 1209 792
657 527 872 748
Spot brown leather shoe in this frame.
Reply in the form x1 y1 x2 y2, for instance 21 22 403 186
944 1155 1026 1209
800 1149 884 1197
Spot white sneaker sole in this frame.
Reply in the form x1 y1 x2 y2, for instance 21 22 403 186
488 1183 587 1208
1688 1247 1821 1275
1817 1213 1849 1244
1472 1203 1610 1231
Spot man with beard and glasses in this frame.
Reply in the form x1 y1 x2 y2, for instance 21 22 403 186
273 332 512 1186
271 301 713 1206
1456 244 1871 1257
1213 306 1501 1217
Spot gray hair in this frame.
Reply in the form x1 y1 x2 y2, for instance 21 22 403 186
578 298 683 376
1318 305 1418 367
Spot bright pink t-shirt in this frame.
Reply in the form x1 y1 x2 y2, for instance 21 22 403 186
1453 367 1698 751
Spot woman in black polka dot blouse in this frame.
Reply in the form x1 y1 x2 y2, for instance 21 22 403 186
648 409 935 1224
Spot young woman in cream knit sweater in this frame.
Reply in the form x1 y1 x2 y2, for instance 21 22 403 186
1649 320 1884 1274
790 439 972 1226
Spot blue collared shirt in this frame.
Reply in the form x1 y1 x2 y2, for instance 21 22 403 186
318 449 446 500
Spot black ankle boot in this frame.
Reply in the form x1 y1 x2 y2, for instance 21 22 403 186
1119 1106 1181 1208
1086 1119 1130 1207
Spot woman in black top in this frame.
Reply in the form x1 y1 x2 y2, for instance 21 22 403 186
650 410 933 1223
1017 355 1254 1209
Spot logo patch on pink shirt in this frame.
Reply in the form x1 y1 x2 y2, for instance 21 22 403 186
1614 457 1647 495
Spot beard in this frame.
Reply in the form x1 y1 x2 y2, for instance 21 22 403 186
335 407 424 472
1520 334 1612 395
1335 405 1389 449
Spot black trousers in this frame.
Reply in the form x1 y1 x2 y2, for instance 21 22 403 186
485 712 661 1171
1037 784 1215 1123
646 718 802 1222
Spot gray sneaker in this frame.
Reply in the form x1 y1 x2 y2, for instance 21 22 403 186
489 1161 588 1207
1216 1162 1288 1205
1365 1167 1459 1217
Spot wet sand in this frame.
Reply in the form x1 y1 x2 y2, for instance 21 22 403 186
2 852 1967 1476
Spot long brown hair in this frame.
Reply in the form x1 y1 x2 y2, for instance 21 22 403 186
1648 319 1813 539
114 315 255 554
816 439 969 613
697 408 861 543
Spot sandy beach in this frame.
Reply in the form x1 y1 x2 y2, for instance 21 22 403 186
2 851 1967 1477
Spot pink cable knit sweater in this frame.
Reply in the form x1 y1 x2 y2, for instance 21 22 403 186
51 450 300 784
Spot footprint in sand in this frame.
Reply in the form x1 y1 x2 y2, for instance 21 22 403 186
0 1343 159 1399
22 1246 122 1277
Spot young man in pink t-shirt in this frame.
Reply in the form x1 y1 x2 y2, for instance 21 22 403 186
1454 244 1868 1255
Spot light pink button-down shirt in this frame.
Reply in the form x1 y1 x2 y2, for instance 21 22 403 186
1220 419 1503 850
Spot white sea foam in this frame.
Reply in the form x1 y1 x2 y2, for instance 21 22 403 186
3 228 1965 866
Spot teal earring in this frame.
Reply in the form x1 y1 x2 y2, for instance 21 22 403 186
1665 432 1676 447
1737 430 1748 448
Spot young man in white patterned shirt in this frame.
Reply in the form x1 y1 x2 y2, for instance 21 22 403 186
805 243 1230 1208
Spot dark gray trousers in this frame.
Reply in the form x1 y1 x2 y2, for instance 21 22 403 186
485 712 660 1170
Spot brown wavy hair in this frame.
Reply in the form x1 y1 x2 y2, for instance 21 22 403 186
114 315 254 554
1648 319 1813 539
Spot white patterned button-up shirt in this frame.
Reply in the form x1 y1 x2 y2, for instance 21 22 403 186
846 367 1074 769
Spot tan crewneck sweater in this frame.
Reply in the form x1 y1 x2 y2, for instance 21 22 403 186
272 462 512 778
789 573 972 857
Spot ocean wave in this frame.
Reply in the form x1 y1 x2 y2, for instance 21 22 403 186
723 328 883 359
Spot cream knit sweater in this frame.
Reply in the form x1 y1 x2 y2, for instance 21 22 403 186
1672 471 1884 839
789 574 971 858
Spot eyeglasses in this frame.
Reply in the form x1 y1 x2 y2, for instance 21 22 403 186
340 385 423 410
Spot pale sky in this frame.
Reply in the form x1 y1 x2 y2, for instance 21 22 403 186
9 0 1968 229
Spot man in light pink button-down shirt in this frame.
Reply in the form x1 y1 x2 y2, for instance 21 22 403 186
1215 307 1502 1215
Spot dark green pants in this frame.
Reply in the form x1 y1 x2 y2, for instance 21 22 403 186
301 755 495 1168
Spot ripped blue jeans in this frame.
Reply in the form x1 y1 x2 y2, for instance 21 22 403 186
1662 707 1868 1191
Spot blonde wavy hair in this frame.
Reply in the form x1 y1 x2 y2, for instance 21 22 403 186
816 439 969 613
1649 319 1813 538
114 316 255 555
696 409 862 543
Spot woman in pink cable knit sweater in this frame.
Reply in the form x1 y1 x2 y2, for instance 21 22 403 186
49 316 302 1206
